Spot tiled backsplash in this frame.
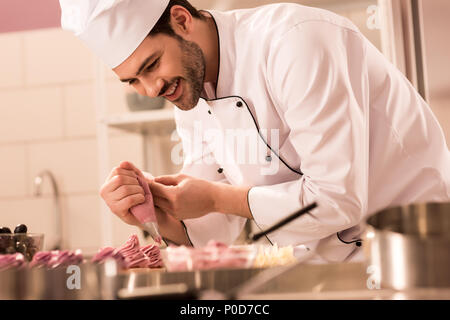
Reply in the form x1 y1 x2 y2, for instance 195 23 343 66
0 27 148 253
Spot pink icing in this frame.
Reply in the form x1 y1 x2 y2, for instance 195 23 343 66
0 253 26 270
164 240 253 272
29 250 83 268
140 244 164 268
130 176 157 224
114 235 147 268
91 234 163 269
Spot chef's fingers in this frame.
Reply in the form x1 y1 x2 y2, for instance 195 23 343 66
106 166 138 181
119 161 145 178
102 175 140 194
116 193 145 216
112 185 145 202
120 211 141 227
149 181 175 199
153 195 172 212
104 193 145 227
153 175 182 186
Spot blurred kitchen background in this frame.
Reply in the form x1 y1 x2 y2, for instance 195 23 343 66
0 0 448 254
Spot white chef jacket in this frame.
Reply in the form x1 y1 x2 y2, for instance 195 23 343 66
172 3 450 263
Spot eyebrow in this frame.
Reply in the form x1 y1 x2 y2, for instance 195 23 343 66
119 52 160 83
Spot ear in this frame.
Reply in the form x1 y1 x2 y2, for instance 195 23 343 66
169 5 194 37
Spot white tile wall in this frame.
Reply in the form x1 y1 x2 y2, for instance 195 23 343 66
0 144 27 198
0 87 64 143
0 32 24 88
63 194 102 253
105 79 129 115
23 29 94 86
64 83 97 138
108 132 145 171
104 63 119 81
28 138 99 195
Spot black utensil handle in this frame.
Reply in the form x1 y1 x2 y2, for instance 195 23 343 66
250 202 318 242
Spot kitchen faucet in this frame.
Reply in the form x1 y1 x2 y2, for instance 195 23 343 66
33 170 63 250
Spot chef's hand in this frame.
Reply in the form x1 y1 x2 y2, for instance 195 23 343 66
100 162 192 245
99 161 147 227
150 174 217 220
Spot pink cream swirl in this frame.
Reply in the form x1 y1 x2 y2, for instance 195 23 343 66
0 253 26 270
29 250 83 268
164 240 252 271
91 234 163 269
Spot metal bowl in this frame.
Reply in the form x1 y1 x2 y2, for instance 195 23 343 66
364 201 450 290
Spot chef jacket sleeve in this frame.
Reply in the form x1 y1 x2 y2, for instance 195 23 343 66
172 109 248 247
248 21 370 243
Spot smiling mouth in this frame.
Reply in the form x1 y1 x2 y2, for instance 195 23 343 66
163 78 181 101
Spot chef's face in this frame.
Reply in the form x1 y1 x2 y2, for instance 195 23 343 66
114 33 206 111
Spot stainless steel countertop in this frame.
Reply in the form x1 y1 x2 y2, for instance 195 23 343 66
2 261 449 299
236 262 450 300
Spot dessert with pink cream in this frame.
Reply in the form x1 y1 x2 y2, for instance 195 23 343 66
0 253 26 271
91 234 163 269
162 240 257 272
29 250 84 269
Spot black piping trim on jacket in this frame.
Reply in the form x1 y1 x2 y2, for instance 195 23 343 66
247 185 273 246
337 231 362 247
180 220 194 247
202 95 304 177
243 99 304 176
202 11 303 176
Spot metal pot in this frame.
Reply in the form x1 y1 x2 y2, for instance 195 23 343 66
364 202 450 290
0 262 113 300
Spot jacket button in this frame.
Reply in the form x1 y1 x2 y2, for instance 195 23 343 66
208 110 212 115
236 101 243 108
218 168 224 174
265 155 272 162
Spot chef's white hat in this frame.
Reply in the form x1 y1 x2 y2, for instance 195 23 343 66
60 0 170 68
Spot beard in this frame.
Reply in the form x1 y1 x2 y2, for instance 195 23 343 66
171 37 206 111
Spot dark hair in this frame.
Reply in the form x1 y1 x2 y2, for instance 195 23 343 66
149 0 205 37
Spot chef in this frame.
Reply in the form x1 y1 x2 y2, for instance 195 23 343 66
60 0 450 263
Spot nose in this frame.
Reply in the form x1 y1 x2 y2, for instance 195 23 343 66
141 77 164 98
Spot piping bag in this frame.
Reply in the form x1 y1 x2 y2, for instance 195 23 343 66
130 176 164 246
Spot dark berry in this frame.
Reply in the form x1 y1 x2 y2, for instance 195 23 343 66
0 227 12 234
0 235 14 251
14 224 27 234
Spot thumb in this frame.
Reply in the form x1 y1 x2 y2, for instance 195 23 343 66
119 161 145 178
154 175 181 186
